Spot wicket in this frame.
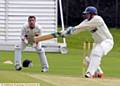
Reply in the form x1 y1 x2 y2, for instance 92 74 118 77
82 41 95 77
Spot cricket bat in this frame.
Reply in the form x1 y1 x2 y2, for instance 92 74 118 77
34 32 62 43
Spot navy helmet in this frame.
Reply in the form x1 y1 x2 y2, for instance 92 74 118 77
22 59 32 67
83 6 97 14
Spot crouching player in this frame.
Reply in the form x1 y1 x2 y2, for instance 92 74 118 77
61 6 114 78
14 16 49 72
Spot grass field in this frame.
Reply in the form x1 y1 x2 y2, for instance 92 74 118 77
0 28 120 86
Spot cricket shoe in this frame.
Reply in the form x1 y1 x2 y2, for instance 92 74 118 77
98 73 104 79
85 72 93 78
41 67 48 72
15 64 22 71
94 72 104 79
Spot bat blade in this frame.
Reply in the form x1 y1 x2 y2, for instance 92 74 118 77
34 34 54 43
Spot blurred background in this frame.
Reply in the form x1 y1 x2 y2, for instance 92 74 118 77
58 0 120 28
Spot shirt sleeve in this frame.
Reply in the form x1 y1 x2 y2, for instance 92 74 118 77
74 16 101 33
21 24 27 39
72 19 89 34
38 25 42 34
35 23 42 36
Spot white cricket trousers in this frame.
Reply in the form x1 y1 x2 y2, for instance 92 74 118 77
86 39 114 75
14 42 49 69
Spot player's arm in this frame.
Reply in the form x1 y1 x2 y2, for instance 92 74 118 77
34 20 96 43
21 27 28 44
75 20 96 30
61 20 97 36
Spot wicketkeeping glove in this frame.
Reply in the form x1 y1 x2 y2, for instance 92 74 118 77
21 35 28 44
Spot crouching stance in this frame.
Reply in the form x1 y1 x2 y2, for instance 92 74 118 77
14 16 49 72
61 6 114 78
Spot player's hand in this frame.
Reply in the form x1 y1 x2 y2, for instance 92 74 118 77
34 33 40 43
22 38 28 44
21 35 28 44
50 32 63 38
33 37 39 47
61 26 76 37
34 36 38 43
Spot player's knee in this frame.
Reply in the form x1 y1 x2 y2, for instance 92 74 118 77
91 51 103 58
91 46 104 58
14 45 21 50
85 56 90 66
92 52 103 58
37 48 45 53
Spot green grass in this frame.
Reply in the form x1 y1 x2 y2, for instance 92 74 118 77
0 28 120 86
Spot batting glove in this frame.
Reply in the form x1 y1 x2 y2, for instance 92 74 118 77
51 32 63 38
61 26 76 37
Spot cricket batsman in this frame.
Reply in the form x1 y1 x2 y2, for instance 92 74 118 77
34 6 114 78
14 16 49 72
61 6 114 78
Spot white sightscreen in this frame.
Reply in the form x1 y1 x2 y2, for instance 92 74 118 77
0 0 60 51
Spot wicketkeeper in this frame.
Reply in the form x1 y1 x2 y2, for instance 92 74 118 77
14 16 49 72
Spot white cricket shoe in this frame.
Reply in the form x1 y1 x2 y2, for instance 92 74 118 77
93 72 104 79
15 64 22 71
41 67 48 72
85 72 93 78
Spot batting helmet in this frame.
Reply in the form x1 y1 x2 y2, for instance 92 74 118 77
83 6 97 14
22 59 32 67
